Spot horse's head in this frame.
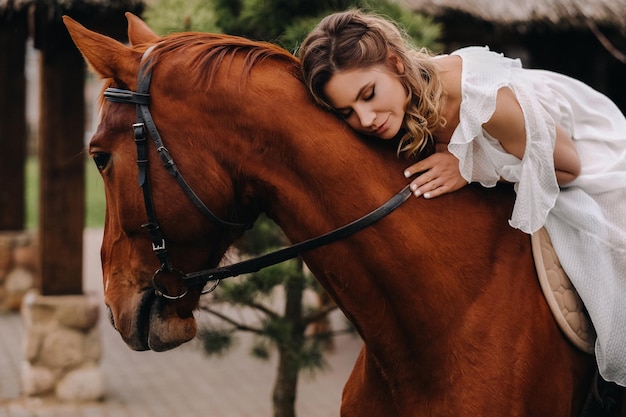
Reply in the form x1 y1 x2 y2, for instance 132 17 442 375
64 14 305 351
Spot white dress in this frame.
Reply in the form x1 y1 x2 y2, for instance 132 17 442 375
448 46 626 385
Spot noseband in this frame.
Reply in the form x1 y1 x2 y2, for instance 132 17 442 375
103 46 413 300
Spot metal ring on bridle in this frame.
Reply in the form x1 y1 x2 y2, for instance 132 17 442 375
200 278 220 295
152 267 189 300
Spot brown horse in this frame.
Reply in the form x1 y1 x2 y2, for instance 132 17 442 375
64 14 597 416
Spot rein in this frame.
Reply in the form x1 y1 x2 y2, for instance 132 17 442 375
103 47 413 300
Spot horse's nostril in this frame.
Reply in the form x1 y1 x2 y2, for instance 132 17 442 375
106 305 116 329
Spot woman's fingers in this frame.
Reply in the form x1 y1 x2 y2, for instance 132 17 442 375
404 150 467 199
410 179 447 199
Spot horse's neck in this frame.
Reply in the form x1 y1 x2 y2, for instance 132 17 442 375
255 128 410 242
246 122 437 313
236 108 531 396
212 69 515 345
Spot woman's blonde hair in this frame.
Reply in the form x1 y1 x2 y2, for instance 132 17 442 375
298 9 445 158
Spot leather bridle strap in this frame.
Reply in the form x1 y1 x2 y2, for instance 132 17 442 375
102 46 414 299
104 48 253 286
181 184 413 288
106 50 253 232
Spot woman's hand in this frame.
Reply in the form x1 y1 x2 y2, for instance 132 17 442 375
404 145 468 199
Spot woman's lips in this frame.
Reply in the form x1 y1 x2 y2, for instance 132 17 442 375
373 117 389 136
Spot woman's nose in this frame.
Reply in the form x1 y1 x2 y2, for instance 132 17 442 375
355 107 375 128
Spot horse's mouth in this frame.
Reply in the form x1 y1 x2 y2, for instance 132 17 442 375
111 289 198 352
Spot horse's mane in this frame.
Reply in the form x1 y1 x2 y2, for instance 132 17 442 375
148 32 300 90
99 32 301 107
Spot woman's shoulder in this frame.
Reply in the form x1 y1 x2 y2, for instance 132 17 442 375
448 46 522 97
432 54 462 79
451 46 522 71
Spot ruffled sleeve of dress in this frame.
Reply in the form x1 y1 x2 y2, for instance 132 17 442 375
448 46 560 234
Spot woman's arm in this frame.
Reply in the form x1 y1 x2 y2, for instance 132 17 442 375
552 123 581 185
483 87 581 186
405 87 581 198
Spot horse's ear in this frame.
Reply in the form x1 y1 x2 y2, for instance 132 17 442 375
125 12 160 45
63 15 139 84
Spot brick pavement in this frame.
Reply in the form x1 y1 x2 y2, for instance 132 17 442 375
0 229 361 417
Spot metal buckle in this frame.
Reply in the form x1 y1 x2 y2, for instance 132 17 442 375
152 239 166 252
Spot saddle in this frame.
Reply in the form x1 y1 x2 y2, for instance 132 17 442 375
531 227 596 354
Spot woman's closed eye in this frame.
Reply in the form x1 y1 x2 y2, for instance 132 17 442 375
337 109 353 119
363 86 375 101
336 87 375 119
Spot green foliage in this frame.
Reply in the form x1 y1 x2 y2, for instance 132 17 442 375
218 266 285 304
357 0 442 51
143 0 219 35
251 337 272 360
144 0 440 53
212 0 441 53
235 215 288 255
295 340 328 374
262 315 296 345
240 313 331 374
200 255 345 374
85 159 106 228
251 331 329 374
198 328 234 356
25 158 37 229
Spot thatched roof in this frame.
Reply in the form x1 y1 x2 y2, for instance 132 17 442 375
0 0 144 13
395 0 626 30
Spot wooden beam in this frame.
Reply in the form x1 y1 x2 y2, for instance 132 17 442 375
36 15 85 295
0 10 28 230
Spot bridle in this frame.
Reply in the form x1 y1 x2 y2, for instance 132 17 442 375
102 46 413 300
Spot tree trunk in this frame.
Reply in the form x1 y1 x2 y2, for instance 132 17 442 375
272 258 305 417
273 344 300 417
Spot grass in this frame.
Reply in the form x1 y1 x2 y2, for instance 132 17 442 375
25 157 106 229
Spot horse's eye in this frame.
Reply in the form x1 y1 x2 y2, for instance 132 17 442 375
92 152 111 172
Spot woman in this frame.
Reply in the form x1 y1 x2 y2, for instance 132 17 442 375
298 9 626 386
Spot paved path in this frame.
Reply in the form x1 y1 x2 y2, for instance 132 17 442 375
0 229 361 416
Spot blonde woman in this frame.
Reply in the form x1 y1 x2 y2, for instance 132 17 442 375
299 9 626 386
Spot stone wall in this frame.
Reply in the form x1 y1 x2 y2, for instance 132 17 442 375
0 231 36 311
21 291 104 401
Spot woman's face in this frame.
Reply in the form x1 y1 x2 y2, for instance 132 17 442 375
323 62 407 140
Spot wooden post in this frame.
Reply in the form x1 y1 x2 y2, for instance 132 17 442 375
0 9 28 230
35 13 85 295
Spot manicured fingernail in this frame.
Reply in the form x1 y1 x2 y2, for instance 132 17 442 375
410 183 418 191
414 189 421 197
404 170 411 178
423 192 431 199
